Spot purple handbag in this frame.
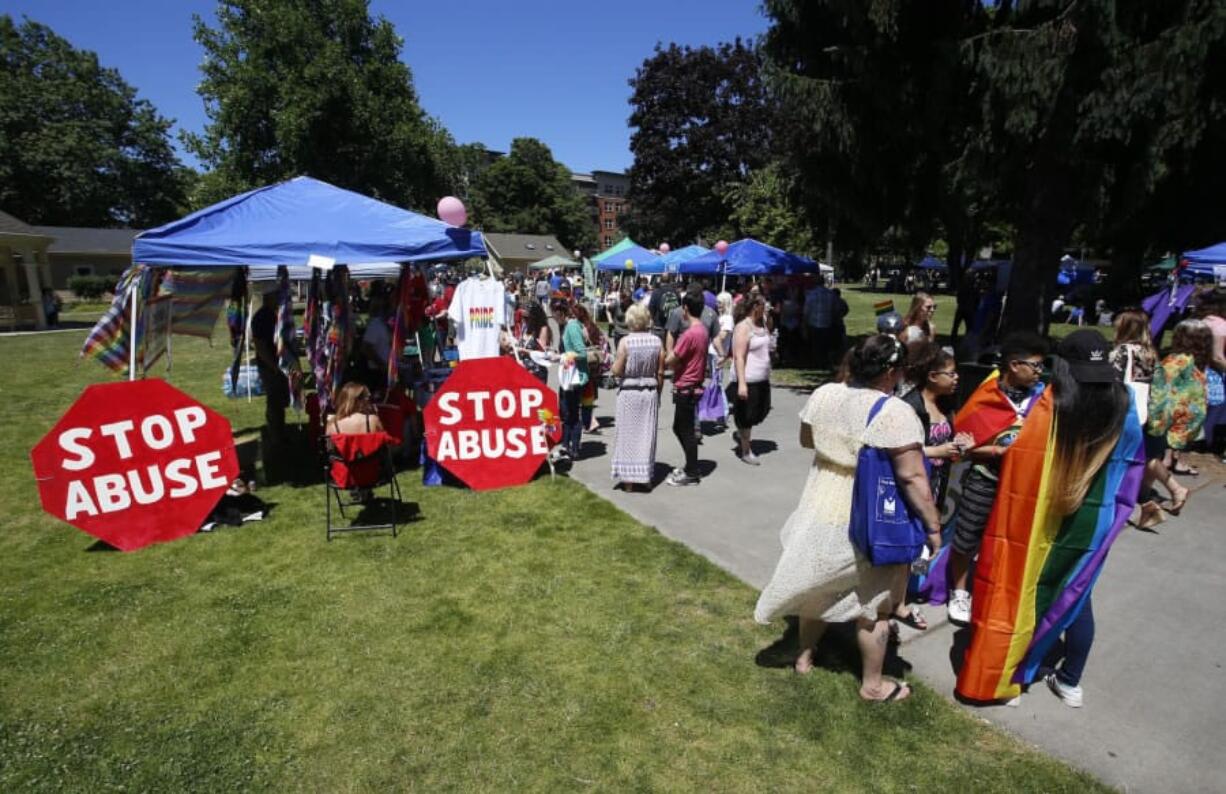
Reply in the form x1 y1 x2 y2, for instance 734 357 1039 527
698 365 727 422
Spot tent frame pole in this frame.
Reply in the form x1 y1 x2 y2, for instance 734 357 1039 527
165 294 173 375
128 280 138 381
245 290 254 402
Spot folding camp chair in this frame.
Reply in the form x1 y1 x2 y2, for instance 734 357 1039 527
324 431 402 541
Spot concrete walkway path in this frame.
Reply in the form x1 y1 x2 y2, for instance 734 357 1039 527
568 381 1226 793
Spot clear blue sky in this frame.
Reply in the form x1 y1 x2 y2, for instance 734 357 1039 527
6 0 770 174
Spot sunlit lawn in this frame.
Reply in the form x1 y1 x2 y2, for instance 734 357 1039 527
0 328 1107 791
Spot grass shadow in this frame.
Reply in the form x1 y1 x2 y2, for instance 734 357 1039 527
348 497 421 528
578 440 607 459
756 618 915 680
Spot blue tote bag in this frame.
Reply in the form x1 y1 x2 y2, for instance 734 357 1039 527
848 396 926 565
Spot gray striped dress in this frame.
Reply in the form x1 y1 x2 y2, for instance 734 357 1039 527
611 332 662 484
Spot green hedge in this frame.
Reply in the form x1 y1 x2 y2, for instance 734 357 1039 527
67 275 118 300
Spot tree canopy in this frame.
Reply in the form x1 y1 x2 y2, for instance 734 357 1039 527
0 15 186 227
185 0 455 210
623 40 776 246
762 0 1226 330
469 138 596 253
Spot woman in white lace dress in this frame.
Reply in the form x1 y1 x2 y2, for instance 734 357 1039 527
754 335 941 702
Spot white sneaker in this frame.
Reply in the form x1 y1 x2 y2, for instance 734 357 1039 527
740 451 761 466
666 469 700 487
947 589 972 626
1045 673 1084 708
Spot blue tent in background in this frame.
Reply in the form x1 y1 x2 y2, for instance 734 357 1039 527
1184 241 1226 265
595 244 658 272
133 176 486 266
649 244 711 274
679 238 816 277
915 255 947 270
1183 242 1226 277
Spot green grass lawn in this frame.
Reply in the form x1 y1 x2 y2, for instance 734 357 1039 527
0 328 1108 791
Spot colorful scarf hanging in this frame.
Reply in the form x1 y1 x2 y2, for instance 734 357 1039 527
163 268 237 339
321 266 352 409
387 265 410 389
226 268 248 392
275 266 303 410
955 391 1145 702
304 269 328 401
81 265 154 374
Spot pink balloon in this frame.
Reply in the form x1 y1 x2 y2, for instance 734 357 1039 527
659 243 671 254
437 196 467 227
715 240 729 255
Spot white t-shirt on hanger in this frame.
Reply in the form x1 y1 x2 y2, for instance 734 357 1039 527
447 277 506 360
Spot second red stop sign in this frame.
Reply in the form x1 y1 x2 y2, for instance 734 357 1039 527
423 357 562 491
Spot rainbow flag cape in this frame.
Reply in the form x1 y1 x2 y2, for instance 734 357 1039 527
955 390 1144 702
953 371 1044 448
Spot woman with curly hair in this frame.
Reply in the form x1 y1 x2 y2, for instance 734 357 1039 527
1148 319 1212 487
1111 309 1189 528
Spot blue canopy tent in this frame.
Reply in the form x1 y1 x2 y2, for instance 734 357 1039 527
1183 242 1226 279
116 176 485 382
657 243 715 274
679 239 817 277
133 176 486 266
595 244 658 272
915 255 947 270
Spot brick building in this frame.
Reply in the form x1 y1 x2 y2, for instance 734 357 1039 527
572 169 630 252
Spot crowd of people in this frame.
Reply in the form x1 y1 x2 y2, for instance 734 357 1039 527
507 272 1224 708
279 263 1224 708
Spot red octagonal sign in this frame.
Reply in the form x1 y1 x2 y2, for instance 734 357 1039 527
424 357 562 491
31 379 239 551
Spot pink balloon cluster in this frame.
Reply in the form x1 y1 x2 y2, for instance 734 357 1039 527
715 240 729 255
437 196 467 227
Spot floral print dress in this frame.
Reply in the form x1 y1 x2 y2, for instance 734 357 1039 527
1147 353 1207 450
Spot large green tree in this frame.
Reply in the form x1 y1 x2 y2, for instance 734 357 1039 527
624 40 776 245
468 138 596 252
713 163 817 257
763 1 983 284
185 0 455 209
764 0 1226 332
0 15 186 227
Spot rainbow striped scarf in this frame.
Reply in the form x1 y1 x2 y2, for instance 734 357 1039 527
164 268 236 339
81 265 154 373
955 390 1145 702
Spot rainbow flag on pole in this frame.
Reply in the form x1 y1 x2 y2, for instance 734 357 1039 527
873 299 895 317
955 390 1144 702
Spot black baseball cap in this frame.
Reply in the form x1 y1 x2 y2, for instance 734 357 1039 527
1057 329 1119 383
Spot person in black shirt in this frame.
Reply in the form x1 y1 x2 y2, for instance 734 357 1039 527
251 288 289 444
648 276 680 339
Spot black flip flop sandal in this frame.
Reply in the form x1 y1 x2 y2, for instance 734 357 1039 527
865 682 910 703
894 609 928 631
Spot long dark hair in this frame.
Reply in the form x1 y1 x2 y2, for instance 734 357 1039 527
1047 357 1130 515
525 302 548 335
908 342 957 413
